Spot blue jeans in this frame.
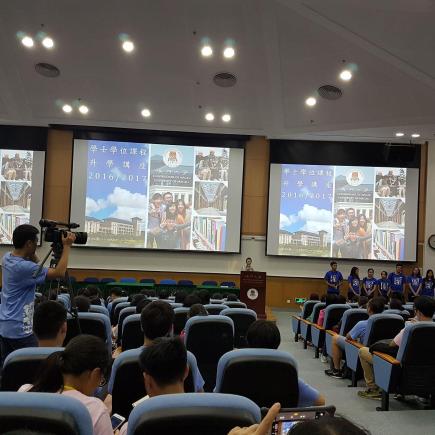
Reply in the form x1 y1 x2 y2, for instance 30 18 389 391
0 334 38 368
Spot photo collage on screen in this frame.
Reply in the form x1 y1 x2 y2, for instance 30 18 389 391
84 140 230 251
278 164 407 260
0 149 33 244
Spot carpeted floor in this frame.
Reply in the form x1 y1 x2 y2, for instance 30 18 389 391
274 309 435 435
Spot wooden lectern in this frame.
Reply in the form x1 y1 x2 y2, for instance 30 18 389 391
240 271 267 319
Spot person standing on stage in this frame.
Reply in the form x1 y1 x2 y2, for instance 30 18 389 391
324 261 343 295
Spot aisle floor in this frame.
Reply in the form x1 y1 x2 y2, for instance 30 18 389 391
274 309 435 435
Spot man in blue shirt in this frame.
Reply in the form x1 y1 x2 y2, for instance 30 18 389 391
325 297 385 378
0 224 75 366
324 261 343 295
388 263 406 299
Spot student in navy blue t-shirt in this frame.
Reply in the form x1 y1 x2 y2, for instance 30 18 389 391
362 268 377 299
347 266 361 301
421 269 435 297
388 263 406 300
407 267 422 302
0 225 75 366
377 270 390 299
324 261 343 294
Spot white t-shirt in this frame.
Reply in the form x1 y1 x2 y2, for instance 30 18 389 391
19 384 113 435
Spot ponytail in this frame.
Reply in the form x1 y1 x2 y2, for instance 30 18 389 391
30 351 64 393
29 334 110 393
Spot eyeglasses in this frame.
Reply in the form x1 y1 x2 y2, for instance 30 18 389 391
99 374 107 387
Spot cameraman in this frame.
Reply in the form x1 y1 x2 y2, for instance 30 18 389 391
0 224 75 366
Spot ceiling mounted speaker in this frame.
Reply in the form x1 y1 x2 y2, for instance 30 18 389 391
317 85 342 100
213 72 237 88
35 63 60 78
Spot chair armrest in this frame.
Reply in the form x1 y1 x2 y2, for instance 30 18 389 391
291 315 302 320
373 351 400 365
346 338 363 349
326 330 337 336
311 324 324 331
300 319 312 325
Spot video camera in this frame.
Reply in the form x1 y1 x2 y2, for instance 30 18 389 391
39 219 88 245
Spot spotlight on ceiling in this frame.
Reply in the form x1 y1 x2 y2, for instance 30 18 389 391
21 35 34 48
122 40 135 52
42 36 54 49
305 97 317 107
223 47 235 59
201 45 213 57
395 132 405 137
411 133 420 138
339 70 352 81
141 108 151 118
222 113 231 122
78 105 89 115
62 104 72 113
205 112 215 121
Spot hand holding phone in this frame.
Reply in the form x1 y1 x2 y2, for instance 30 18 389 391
111 413 126 431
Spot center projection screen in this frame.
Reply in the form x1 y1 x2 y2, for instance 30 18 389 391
70 139 244 252
267 163 419 261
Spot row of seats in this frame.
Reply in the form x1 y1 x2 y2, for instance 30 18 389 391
0 391 262 435
292 299 435 411
81 277 236 286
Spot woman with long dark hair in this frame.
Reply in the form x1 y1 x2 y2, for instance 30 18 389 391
421 269 435 298
347 266 361 302
407 267 422 302
20 335 112 435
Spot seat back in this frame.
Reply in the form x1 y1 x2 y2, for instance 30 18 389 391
100 277 116 283
323 304 349 330
140 278 156 284
1 347 63 391
185 315 234 391
311 302 326 324
221 308 257 348
113 301 130 325
127 393 260 435
160 279 177 285
384 309 410 321
301 300 319 319
215 349 298 408
364 314 404 346
89 305 109 316
202 280 218 286
174 307 190 335
178 280 194 286
64 313 112 353
120 277 137 283
397 323 435 394
83 277 99 283
339 309 369 336
122 314 144 351
0 391 93 435
224 301 247 309
204 304 227 315
57 295 70 310
109 348 198 418
117 306 137 344
109 297 129 321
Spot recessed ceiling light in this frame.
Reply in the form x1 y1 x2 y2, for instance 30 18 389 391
395 132 405 137
201 45 213 57
122 40 134 52
21 36 34 48
141 108 151 118
62 104 72 113
42 36 54 49
78 105 89 114
205 112 215 121
339 70 352 81
223 47 235 59
222 113 231 122
411 133 420 138
305 97 317 107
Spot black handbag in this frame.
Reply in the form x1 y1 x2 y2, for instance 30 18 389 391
369 339 399 357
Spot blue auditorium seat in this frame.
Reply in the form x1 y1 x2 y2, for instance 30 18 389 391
204 304 227 315
126 393 260 435
108 347 202 418
215 348 299 408
113 301 131 325
345 314 404 386
1 347 63 391
373 323 435 411
291 300 319 342
311 304 349 358
220 308 257 348
325 309 369 359
185 315 234 391
120 277 137 283
100 277 116 283
300 302 325 349
160 279 177 285
223 301 247 309
83 277 99 283
220 281 236 287
174 307 190 335
178 279 194 286
121 314 143 351
202 280 218 286
0 391 93 434
89 304 109 316
140 278 156 284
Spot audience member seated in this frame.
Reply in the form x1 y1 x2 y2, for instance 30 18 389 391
86 284 102 302
287 415 370 435
158 289 170 300
325 297 385 379
197 289 211 305
174 291 187 304
19 335 112 435
226 293 238 302
135 297 152 314
73 295 90 313
183 293 201 307
389 298 404 311
33 301 67 347
332 296 367 334
317 294 338 326
130 294 146 307
245 320 325 407
306 295 327 322
357 296 435 400
358 295 368 309
107 287 123 313
180 303 209 339
144 289 156 298
212 292 223 300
